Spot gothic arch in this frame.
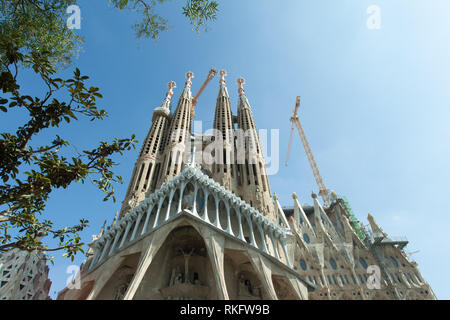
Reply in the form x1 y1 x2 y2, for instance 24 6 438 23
95 253 140 300
134 225 216 300
271 275 299 300
225 258 266 300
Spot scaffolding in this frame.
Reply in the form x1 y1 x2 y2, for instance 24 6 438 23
339 197 366 241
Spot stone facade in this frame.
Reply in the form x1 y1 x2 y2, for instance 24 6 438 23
0 247 52 300
283 193 436 300
57 71 435 300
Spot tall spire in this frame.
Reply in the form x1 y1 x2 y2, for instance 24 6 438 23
237 77 245 95
119 80 176 217
236 77 252 111
153 81 176 120
218 70 229 98
219 70 227 86
157 72 195 187
212 70 234 190
182 71 194 99
164 80 176 104
235 77 276 221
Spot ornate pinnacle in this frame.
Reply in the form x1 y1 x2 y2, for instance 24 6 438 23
236 77 245 95
292 192 298 200
219 70 227 86
166 81 176 100
185 71 194 88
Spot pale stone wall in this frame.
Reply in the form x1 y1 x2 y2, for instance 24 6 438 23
0 248 51 300
58 217 309 300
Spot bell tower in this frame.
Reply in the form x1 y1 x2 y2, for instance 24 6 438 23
211 70 235 190
235 78 275 221
157 72 194 188
119 81 176 218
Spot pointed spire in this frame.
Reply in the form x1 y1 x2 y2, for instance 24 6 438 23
219 70 226 85
236 77 245 95
292 192 315 235
272 192 290 228
182 71 194 99
236 77 251 110
153 81 176 120
162 80 176 107
218 70 229 97
312 192 331 230
97 220 106 238
367 213 387 237
111 210 119 226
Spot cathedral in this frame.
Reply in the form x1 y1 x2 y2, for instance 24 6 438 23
56 70 436 300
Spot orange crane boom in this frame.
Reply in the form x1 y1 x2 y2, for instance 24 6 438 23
192 69 217 107
286 96 331 207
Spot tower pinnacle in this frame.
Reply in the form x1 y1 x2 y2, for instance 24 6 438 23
182 72 194 99
185 72 194 87
219 70 227 86
237 77 245 95
218 70 229 98
153 81 176 120
159 81 176 110
166 81 176 100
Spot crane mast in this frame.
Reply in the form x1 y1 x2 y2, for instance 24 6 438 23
286 96 331 207
192 69 217 109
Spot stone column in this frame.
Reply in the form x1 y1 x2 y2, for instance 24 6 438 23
141 203 154 235
202 230 229 300
86 256 126 300
248 253 277 300
122 225 173 300
286 275 309 300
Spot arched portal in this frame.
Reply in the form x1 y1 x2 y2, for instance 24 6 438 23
95 253 140 300
272 275 299 300
134 225 217 300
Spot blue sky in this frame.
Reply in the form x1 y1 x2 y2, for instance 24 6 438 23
4 0 449 299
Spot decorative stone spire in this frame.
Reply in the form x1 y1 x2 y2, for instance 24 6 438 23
237 77 245 95
235 78 275 221
182 72 194 99
162 80 176 108
167 80 176 98
218 70 229 98
236 77 252 112
157 72 195 187
367 213 387 237
119 81 177 218
219 70 227 86
212 69 233 190
111 211 119 227
153 81 176 120
100 220 106 235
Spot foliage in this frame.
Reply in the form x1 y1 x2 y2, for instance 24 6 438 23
0 0 218 260
0 41 137 259
110 0 219 39
0 0 83 70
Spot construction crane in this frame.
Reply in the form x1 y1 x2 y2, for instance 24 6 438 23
286 96 331 207
191 69 217 116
